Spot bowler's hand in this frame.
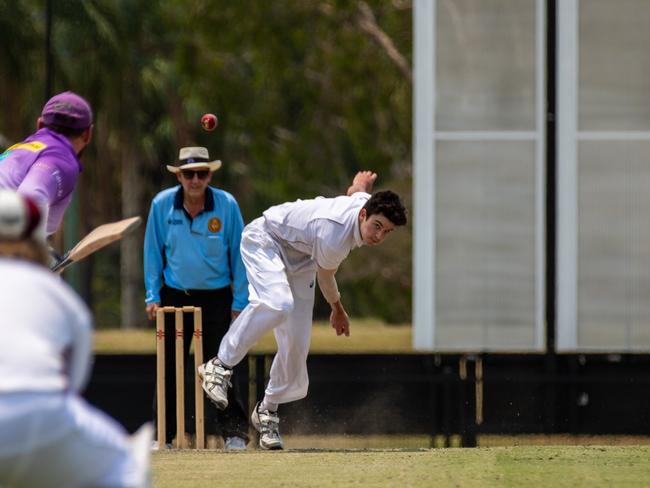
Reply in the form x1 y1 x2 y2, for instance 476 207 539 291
353 170 377 190
231 310 241 321
146 302 160 321
347 171 378 196
330 305 350 337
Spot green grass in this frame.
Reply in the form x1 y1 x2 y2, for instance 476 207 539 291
151 446 650 487
94 319 414 354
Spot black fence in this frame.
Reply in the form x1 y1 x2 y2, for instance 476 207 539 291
85 353 650 446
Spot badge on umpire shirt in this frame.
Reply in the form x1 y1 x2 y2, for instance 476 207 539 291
208 217 222 233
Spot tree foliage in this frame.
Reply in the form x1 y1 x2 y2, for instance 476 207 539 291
0 0 413 326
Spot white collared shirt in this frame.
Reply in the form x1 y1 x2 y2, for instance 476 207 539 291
0 258 92 394
262 192 369 271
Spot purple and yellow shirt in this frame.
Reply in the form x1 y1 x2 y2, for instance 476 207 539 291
0 128 82 235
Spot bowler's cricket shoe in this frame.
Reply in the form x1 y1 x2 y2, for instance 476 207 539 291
251 402 284 450
197 358 232 410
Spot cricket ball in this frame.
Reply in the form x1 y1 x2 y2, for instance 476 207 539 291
201 113 218 131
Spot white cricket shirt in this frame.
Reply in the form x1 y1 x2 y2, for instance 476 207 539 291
0 258 92 393
262 192 369 271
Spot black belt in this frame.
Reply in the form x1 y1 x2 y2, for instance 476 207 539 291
164 285 229 296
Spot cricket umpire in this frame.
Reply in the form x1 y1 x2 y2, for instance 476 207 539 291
144 146 249 450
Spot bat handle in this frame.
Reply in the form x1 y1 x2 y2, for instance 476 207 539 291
50 252 70 273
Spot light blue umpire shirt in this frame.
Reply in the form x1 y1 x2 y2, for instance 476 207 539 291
143 185 249 311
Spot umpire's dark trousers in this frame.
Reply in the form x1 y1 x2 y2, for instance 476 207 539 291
153 285 249 443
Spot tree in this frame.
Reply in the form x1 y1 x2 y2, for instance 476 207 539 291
1 0 414 326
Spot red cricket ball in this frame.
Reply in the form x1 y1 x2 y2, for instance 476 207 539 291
201 113 218 131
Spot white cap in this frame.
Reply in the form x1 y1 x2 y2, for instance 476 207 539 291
0 190 45 242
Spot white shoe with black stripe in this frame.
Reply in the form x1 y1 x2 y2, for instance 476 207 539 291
251 402 283 450
197 358 232 410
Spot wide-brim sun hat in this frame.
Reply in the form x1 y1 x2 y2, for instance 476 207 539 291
166 147 222 174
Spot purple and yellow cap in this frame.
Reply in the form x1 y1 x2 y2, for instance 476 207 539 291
41 91 93 130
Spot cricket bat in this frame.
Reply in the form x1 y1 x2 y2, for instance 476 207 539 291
51 216 142 273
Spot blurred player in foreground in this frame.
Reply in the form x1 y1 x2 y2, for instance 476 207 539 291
0 189 151 487
199 171 407 449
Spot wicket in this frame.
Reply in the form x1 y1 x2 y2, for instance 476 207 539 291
156 306 205 449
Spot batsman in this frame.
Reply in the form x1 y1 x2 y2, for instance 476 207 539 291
0 91 93 237
199 171 407 449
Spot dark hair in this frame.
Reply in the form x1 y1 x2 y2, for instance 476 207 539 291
363 190 407 226
44 123 87 138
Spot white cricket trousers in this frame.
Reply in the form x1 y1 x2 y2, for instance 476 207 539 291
0 392 144 488
219 217 316 405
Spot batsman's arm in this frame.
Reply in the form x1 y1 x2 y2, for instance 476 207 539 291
346 170 377 196
47 245 64 271
17 158 73 236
